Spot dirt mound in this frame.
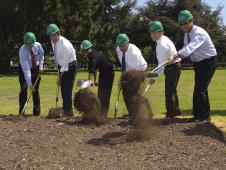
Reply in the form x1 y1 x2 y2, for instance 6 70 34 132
120 70 153 128
120 70 147 96
74 89 102 124
0 116 225 169
47 108 64 119
130 95 153 125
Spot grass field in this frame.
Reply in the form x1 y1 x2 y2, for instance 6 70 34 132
0 70 226 131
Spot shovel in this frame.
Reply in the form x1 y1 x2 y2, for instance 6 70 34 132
21 74 40 116
56 71 60 108
114 89 121 119
143 60 169 96
76 79 93 89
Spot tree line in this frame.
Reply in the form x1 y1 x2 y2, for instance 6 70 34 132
0 0 225 73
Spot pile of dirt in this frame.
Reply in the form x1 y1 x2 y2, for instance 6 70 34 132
130 95 153 126
47 108 64 119
74 89 102 124
120 70 147 95
120 70 152 127
0 116 225 169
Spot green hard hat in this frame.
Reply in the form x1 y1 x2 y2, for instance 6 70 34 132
149 21 163 33
178 10 193 24
23 32 36 45
47 23 60 36
116 34 129 46
80 40 93 51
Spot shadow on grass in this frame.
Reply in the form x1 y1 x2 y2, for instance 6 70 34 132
181 109 226 117
0 74 18 77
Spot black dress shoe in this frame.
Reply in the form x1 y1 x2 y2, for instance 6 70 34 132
165 115 175 119
33 113 40 117
165 111 182 119
199 116 211 122
63 109 74 117
187 116 211 123
187 117 200 122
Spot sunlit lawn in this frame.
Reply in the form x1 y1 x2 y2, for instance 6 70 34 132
0 70 226 132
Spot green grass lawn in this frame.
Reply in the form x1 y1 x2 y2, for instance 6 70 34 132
0 70 226 131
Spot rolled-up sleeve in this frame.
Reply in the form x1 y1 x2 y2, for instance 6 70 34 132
134 49 147 70
60 46 70 72
178 33 206 58
38 44 44 70
19 49 32 86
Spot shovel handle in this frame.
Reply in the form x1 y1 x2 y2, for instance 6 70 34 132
56 71 60 108
21 74 40 116
114 90 121 119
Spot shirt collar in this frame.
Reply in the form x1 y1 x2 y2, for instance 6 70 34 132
53 36 62 45
126 43 131 51
187 25 196 35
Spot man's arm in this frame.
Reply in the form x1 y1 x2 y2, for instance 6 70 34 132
178 33 206 58
19 49 32 87
38 43 45 73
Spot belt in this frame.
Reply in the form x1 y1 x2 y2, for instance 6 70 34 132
69 60 77 67
194 56 217 63
58 60 77 69
165 61 180 68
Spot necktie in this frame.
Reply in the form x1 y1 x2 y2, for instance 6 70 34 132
30 49 37 69
187 34 191 43
121 52 126 72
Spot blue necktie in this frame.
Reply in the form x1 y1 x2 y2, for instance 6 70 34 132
122 52 126 72
187 34 191 43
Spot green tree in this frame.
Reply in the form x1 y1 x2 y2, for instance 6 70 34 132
132 0 226 63
0 0 136 72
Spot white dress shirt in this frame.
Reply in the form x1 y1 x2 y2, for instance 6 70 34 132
19 42 44 86
116 43 147 71
178 25 217 62
51 36 77 72
156 35 181 66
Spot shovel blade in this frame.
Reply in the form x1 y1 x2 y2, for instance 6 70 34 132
77 79 92 89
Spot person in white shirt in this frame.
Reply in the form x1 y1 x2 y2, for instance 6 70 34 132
116 34 147 72
149 21 182 118
47 23 77 116
115 33 147 116
19 32 44 116
169 10 217 122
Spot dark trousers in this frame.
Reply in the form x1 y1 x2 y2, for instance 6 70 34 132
164 62 181 116
19 65 41 116
122 90 137 116
121 70 147 116
98 72 114 117
193 56 217 120
59 61 77 115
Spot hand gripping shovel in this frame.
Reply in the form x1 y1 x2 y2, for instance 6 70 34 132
143 60 169 97
21 74 40 116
